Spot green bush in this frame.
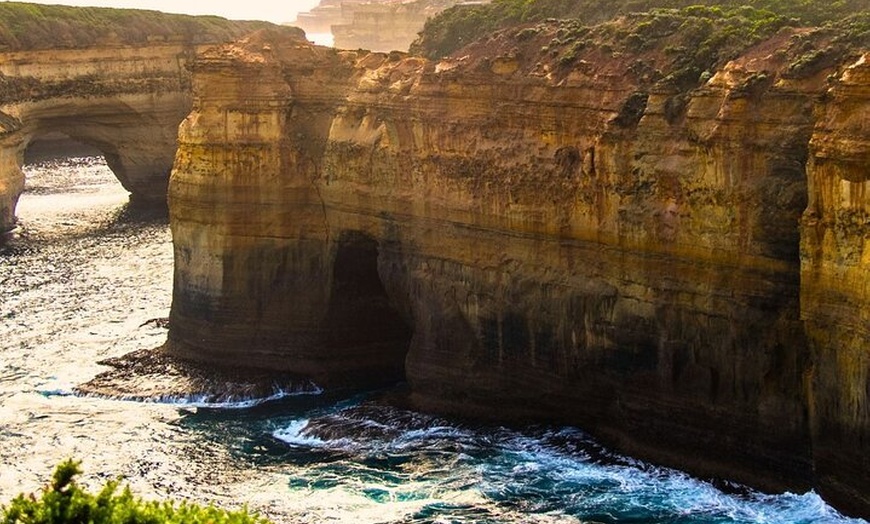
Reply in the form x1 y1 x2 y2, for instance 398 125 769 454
1 460 272 524
410 0 868 95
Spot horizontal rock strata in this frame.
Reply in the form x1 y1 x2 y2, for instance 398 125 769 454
0 8 301 235
167 27 870 516
801 52 870 516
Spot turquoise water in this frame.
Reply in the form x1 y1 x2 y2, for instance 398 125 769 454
0 157 865 523
178 394 860 524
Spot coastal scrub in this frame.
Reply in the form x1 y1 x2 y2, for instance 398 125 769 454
0 460 271 524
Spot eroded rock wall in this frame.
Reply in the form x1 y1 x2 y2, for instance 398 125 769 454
319 38 818 493
801 52 870 516
0 43 205 233
167 28 870 515
168 36 413 388
0 21 307 235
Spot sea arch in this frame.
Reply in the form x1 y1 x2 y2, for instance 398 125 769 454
0 49 194 234
0 14 306 236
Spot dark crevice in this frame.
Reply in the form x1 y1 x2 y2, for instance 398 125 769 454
324 230 412 387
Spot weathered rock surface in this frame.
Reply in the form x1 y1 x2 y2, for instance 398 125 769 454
166 26 870 516
0 7 301 235
76 347 322 406
801 52 870 517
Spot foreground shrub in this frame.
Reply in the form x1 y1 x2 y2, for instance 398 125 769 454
1 459 271 524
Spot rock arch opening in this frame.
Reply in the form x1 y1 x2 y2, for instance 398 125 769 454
7 130 168 241
17 131 123 215
23 131 104 165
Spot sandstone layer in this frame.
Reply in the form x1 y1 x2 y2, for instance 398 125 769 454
167 27 870 516
801 52 870 517
0 6 299 235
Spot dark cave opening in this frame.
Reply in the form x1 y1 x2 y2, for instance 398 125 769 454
325 230 412 388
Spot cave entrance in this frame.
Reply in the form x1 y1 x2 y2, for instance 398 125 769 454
325 230 412 388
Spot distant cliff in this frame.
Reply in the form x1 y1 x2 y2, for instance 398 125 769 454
0 2 292 234
294 0 468 52
167 5 870 520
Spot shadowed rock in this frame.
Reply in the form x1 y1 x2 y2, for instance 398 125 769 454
76 347 321 406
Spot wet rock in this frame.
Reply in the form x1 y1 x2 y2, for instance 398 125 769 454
76 347 321 406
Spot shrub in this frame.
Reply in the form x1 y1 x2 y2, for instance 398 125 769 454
516 27 540 41
1 460 271 524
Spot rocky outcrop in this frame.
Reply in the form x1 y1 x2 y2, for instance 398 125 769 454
0 5 298 235
0 43 197 229
293 0 349 34
166 25 870 516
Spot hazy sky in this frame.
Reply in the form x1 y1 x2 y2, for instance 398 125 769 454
2 0 322 24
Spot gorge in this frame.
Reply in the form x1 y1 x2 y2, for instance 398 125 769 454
165 15 870 519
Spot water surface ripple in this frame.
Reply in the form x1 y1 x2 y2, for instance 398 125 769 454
0 158 864 524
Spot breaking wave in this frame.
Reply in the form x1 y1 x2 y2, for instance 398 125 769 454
271 400 865 524
42 380 323 409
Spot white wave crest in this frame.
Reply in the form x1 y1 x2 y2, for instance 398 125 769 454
45 381 324 409
273 419 354 449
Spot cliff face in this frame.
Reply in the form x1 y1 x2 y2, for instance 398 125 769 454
332 1 460 52
801 52 870 516
0 5 299 235
167 27 870 516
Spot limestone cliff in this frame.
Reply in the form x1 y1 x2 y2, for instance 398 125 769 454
0 3 296 235
801 52 870 517
167 22 870 519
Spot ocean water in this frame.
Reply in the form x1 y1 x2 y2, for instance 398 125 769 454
0 156 865 524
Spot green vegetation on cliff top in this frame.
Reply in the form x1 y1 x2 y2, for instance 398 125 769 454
0 2 287 51
1 460 272 524
412 0 869 59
